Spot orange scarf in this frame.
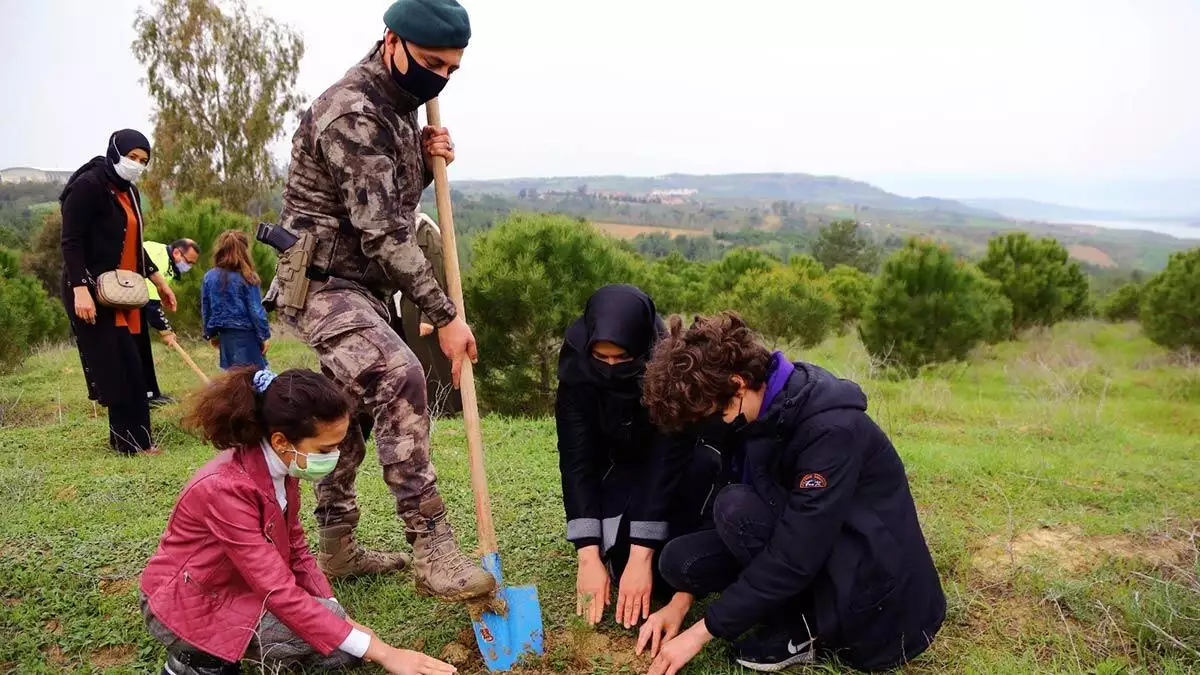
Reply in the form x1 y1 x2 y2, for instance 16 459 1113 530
113 190 142 334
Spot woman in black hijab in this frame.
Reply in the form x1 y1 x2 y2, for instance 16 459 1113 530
60 129 177 455
556 285 716 630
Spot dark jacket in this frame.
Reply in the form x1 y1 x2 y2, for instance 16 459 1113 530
556 382 691 552
703 361 945 672
60 158 157 294
59 159 158 405
201 269 271 343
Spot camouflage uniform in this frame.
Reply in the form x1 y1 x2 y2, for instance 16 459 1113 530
274 42 492 600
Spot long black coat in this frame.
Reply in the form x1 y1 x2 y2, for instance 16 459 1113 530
59 159 158 405
703 361 946 671
556 381 683 552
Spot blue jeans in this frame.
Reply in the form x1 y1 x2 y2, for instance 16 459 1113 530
217 328 267 371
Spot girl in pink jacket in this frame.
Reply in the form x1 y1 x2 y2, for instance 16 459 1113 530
140 366 456 675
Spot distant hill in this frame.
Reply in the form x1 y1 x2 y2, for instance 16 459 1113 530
961 198 1132 223
436 172 1195 272
0 167 74 185
454 173 1002 219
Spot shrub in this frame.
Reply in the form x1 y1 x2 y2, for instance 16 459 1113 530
639 252 710 316
464 213 643 414
811 219 880 272
978 232 1090 332
0 248 69 372
1140 248 1200 352
788 254 826 281
1061 262 1094 319
825 264 873 333
860 239 1012 373
1102 283 1143 323
707 248 779 297
724 266 836 348
22 209 63 295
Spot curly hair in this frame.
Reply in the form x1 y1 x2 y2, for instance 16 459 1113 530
642 311 772 431
182 367 352 449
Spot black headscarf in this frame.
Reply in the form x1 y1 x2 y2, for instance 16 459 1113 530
558 285 664 401
104 129 151 190
63 129 152 197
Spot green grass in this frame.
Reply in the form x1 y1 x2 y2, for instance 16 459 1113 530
1 322 1198 674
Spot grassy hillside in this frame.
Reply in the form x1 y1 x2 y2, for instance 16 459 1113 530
1 322 1197 673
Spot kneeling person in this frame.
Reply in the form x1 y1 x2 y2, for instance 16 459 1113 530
140 367 457 675
639 313 945 673
556 285 715 629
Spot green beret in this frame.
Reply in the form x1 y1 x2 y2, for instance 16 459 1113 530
384 0 471 49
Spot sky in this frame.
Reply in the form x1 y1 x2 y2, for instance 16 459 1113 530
2 0 1198 214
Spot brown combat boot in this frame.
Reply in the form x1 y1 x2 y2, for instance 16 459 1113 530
317 523 411 578
407 496 497 602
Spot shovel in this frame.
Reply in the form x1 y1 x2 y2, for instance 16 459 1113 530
425 98 545 672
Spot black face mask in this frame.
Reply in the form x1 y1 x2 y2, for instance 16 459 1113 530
589 356 643 384
695 398 748 446
389 39 448 103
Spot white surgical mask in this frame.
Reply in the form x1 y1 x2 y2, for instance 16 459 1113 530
115 156 147 183
175 261 193 274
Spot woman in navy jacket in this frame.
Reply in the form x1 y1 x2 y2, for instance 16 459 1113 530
637 312 945 673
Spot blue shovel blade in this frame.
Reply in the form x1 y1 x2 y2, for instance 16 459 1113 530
472 553 544 672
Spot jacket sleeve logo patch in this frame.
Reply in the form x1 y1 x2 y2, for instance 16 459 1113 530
798 473 828 489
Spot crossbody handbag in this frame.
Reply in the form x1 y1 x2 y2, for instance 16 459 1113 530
95 187 150 310
95 269 149 309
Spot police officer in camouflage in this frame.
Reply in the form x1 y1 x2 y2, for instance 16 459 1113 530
272 0 494 602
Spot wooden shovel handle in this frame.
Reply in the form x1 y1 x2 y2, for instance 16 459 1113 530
426 99 498 555
169 340 211 385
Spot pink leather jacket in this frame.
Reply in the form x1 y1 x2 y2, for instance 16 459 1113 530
140 447 351 662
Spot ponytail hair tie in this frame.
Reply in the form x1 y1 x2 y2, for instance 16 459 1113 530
253 369 277 394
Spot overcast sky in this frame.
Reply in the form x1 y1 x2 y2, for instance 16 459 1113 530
2 0 1197 213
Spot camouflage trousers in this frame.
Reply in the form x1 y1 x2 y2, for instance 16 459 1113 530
292 281 439 529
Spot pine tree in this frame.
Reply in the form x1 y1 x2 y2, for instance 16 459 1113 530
860 239 1011 373
1140 248 1200 351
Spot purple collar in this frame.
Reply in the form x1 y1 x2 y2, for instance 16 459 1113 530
759 352 795 414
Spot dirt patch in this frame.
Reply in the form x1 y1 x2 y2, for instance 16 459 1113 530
41 644 68 667
44 620 62 635
99 578 135 596
89 644 137 668
54 485 77 501
518 627 650 674
440 642 474 667
592 222 709 240
1067 244 1117 268
974 525 1191 579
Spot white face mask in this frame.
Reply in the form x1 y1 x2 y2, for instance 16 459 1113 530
115 156 147 183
